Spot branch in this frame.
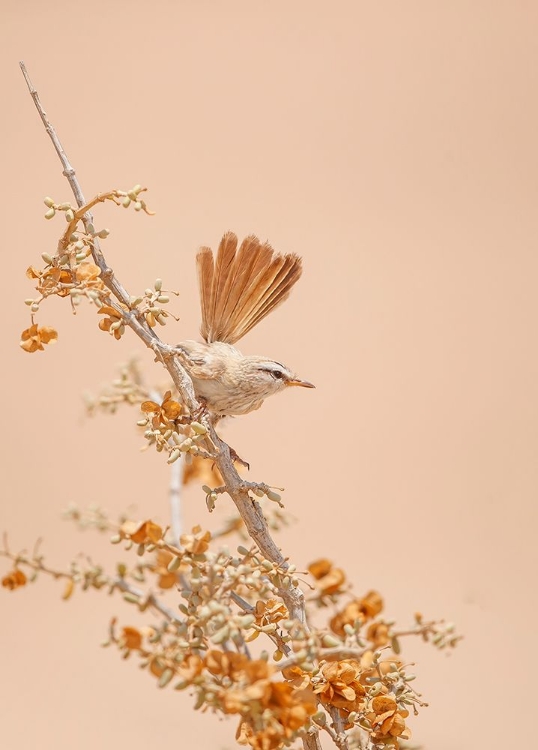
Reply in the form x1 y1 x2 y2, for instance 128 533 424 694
0 547 180 624
20 63 321 750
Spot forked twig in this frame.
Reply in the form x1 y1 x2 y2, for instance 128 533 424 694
19 62 324 750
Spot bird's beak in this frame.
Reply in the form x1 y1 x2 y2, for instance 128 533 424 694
286 378 315 389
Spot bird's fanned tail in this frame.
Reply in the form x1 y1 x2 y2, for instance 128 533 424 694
197 232 302 344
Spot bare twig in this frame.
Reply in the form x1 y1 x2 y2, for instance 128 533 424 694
112 577 180 624
20 62 321 750
168 454 183 546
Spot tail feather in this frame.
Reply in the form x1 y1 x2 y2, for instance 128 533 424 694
210 232 238 334
241 256 302 334
197 247 214 341
196 232 302 344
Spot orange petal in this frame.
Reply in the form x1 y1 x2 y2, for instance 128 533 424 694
131 520 163 544
97 305 119 316
38 326 58 344
75 263 101 281
308 558 333 579
20 338 40 353
162 400 182 419
121 626 142 650
141 400 160 413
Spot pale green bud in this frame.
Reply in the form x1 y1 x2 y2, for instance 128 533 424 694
158 669 173 688
322 634 342 647
122 592 140 604
167 448 181 464
167 556 182 572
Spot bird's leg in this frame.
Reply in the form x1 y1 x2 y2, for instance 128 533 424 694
190 396 210 423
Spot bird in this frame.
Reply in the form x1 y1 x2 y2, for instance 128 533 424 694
175 232 314 419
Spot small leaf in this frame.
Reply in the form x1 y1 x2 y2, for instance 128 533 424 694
62 579 75 600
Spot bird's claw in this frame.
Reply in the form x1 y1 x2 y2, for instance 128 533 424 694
229 447 250 471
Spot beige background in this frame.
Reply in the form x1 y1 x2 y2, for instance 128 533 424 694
1 2 537 749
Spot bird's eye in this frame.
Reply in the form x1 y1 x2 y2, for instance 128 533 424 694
272 370 284 379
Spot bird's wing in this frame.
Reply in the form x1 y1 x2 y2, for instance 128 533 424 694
175 341 228 380
197 232 302 344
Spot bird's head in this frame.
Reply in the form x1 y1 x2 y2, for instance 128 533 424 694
241 357 315 399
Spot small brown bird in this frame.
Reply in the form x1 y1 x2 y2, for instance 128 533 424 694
176 232 314 418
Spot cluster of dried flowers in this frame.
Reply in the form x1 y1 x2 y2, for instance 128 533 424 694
2 507 459 750
6 183 461 750
20 187 177 352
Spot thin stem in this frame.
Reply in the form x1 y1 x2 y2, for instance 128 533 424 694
0 547 180 624
169 454 183 546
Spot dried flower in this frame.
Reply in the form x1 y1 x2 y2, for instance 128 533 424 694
20 324 58 353
205 650 250 680
75 262 102 283
367 695 411 742
97 304 126 339
183 455 222 487
366 621 391 647
2 569 27 590
180 525 211 555
129 520 163 545
141 390 182 428
26 265 72 296
151 550 181 589
308 558 346 597
253 599 288 627
314 660 366 712
330 591 384 636
120 626 143 650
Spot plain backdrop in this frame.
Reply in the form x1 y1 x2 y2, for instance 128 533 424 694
2 3 537 749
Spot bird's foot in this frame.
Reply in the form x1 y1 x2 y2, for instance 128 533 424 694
190 398 210 423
